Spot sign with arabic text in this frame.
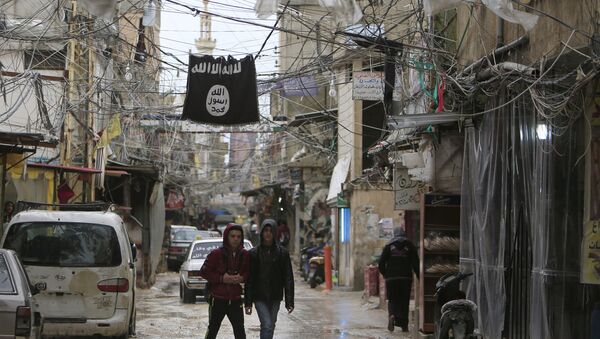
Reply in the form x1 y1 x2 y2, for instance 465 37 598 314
353 71 384 101
394 165 428 210
183 54 259 125
582 220 600 284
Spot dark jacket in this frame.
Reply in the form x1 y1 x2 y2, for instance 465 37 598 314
245 219 294 309
200 224 250 301
378 236 419 281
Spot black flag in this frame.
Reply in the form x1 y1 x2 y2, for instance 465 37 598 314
182 54 259 125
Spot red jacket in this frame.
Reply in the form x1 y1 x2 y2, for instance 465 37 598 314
200 224 250 301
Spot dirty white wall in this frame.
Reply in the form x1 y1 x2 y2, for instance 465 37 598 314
339 188 398 290
149 181 165 282
434 133 463 194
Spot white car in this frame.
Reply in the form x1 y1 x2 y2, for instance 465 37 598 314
179 239 252 304
1 210 136 338
0 249 43 339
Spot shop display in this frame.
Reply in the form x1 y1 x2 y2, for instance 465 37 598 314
419 193 460 334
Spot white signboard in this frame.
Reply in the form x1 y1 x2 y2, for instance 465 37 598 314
378 218 394 239
353 71 384 101
394 165 428 210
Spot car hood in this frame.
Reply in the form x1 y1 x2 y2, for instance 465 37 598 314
188 259 205 271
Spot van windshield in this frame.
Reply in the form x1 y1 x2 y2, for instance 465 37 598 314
4 222 122 267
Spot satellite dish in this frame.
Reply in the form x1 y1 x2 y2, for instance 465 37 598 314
142 0 156 27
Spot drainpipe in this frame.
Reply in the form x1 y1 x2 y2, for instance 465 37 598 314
462 35 529 75
475 62 537 82
497 18 505 48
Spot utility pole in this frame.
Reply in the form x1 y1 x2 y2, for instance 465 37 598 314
83 17 95 202
63 1 96 203
62 0 77 167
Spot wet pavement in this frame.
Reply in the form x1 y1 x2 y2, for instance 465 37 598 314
135 272 412 338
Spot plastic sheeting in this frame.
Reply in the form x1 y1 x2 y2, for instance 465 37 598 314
461 92 600 339
423 0 538 31
254 0 362 25
78 0 118 20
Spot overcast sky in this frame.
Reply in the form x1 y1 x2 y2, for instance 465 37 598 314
159 0 278 93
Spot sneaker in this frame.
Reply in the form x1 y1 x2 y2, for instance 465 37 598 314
388 315 395 332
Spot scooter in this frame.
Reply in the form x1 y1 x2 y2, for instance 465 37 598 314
308 256 325 288
434 272 477 339
300 245 323 281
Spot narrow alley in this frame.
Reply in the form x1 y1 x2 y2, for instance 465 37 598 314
135 272 410 339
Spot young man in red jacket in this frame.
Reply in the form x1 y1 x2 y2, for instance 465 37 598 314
200 224 250 339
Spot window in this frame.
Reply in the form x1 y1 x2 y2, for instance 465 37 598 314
362 100 385 171
173 229 201 241
24 49 66 70
339 208 350 243
4 222 122 267
0 254 16 294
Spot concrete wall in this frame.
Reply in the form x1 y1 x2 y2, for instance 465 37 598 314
343 187 398 290
337 81 356 166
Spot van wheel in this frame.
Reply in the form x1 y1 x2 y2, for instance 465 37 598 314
182 284 195 304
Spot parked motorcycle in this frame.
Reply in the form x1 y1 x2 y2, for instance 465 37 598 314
308 256 325 288
300 245 323 281
434 272 477 339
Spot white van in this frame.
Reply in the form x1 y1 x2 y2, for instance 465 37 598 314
0 210 136 338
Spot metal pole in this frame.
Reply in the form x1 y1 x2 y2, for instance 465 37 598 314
324 245 332 290
0 154 7 234
84 18 95 202
62 0 77 166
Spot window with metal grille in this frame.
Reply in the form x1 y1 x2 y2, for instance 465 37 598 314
23 49 66 70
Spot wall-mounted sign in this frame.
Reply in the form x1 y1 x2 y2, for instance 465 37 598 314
394 165 428 210
582 220 600 284
378 218 394 239
353 71 384 101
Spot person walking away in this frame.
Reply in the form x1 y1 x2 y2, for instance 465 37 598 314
200 224 250 339
378 228 419 332
245 219 294 339
276 220 291 248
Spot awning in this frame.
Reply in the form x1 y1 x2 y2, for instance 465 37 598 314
105 169 130 177
28 162 101 173
240 182 285 197
367 130 420 155
288 109 337 127
387 112 461 130
0 131 58 151
326 153 352 204
106 159 160 178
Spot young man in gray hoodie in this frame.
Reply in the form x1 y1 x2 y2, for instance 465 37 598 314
244 219 294 339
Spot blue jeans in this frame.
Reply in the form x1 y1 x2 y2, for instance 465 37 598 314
254 301 280 339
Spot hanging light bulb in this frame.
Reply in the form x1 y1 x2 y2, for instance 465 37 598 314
142 0 156 27
125 65 133 81
328 77 337 98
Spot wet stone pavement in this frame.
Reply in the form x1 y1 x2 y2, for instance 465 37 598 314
134 272 412 338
